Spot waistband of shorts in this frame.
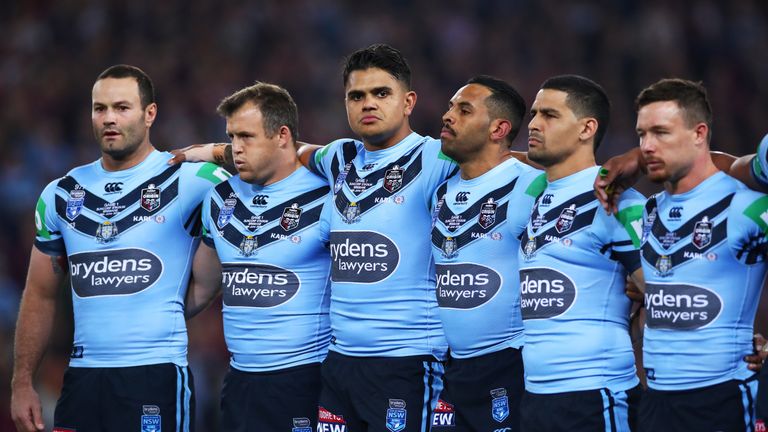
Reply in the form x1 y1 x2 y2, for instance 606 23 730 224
230 362 321 376
326 350 442 363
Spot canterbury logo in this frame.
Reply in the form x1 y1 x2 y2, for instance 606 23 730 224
669 206 683 220
541 194 553 205
252 195 269 206
104 182 123 193
455 192 470 203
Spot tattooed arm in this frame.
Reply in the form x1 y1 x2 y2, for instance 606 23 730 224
11 247 66 432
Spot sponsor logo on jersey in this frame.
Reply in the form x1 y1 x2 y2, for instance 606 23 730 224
644 283 723 330
330 231 399 283
221 263 300 307
455 191 470 204
291 417 312 432
141 405 161 432
69 248 163 297
478 199 497 229
252 194 268 206
431 399 455 426
217 198 236 228
104 182 123 194
318 407 347 432
655 254 673 277
541 193 553 206
668 206 683 220
692 216 712 249
334 162 352 194
519 268 577 319
490 388 509 423
95 221 118 243
70 345 84 358
642 207 657 243
555 204 576 233
362 163 377 171
342 202 361 224
383 165 404 193
239 235 257 257
386 399 407 432
140 184 161 212
280 203 302 231
66 188 85 220
436 263 502 309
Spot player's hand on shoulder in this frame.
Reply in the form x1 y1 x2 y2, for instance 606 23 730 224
168 143 220 165
594 148 645 214
10 384 45 431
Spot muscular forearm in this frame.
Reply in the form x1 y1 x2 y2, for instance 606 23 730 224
12 288 57 387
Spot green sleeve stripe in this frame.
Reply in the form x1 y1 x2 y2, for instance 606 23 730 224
615 204 644 248
525 174 547 197
437 151 456 162
196 162 231 184
316 146 331 164
35 198 51 239
744 195 768 235
753 157 765 180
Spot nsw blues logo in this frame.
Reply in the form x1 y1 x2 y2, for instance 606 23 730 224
386 399 407 432
95 221 118 243
478 198 497 229
655 255 673 277
490 388 509 423
217 198 237 228
441 236 457 259
692 216 712 249
141 405 161 432
342 202 361 224
555 204 577 234
239 235 257 257
66 188 85 220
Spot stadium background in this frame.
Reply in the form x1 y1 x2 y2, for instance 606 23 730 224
1 0 767 429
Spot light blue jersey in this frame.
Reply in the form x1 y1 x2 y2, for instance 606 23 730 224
430 157 545 358
310 132 458 358
201 167 332 372
34 150 228 367
518 166 644 394
641 172 768 390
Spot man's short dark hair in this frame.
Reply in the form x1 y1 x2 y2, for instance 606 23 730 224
635 78 712 139
541 74 611 149
217 82 299 140
466 75 527 147
97 65 155 109
343 44 411 89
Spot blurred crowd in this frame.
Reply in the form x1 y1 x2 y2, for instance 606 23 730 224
1 0 767 428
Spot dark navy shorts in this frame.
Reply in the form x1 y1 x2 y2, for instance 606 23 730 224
220 363 321 432
640 378 757 432
521 384 642 432
318 351 444 432
431 347 524 431
53 363 194 432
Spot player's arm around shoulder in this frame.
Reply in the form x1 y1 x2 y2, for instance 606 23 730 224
730 188 768 255
186 187 223 319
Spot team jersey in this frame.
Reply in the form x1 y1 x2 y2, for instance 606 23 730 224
517 165 644 394
33 150 228 367
430 157 545 358
310 132 457 358
201 167 332 372
641 172 768 390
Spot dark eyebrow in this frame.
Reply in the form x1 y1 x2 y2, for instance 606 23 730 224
531 107 559 116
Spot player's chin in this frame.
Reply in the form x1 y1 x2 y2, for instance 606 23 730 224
645 170 668 184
